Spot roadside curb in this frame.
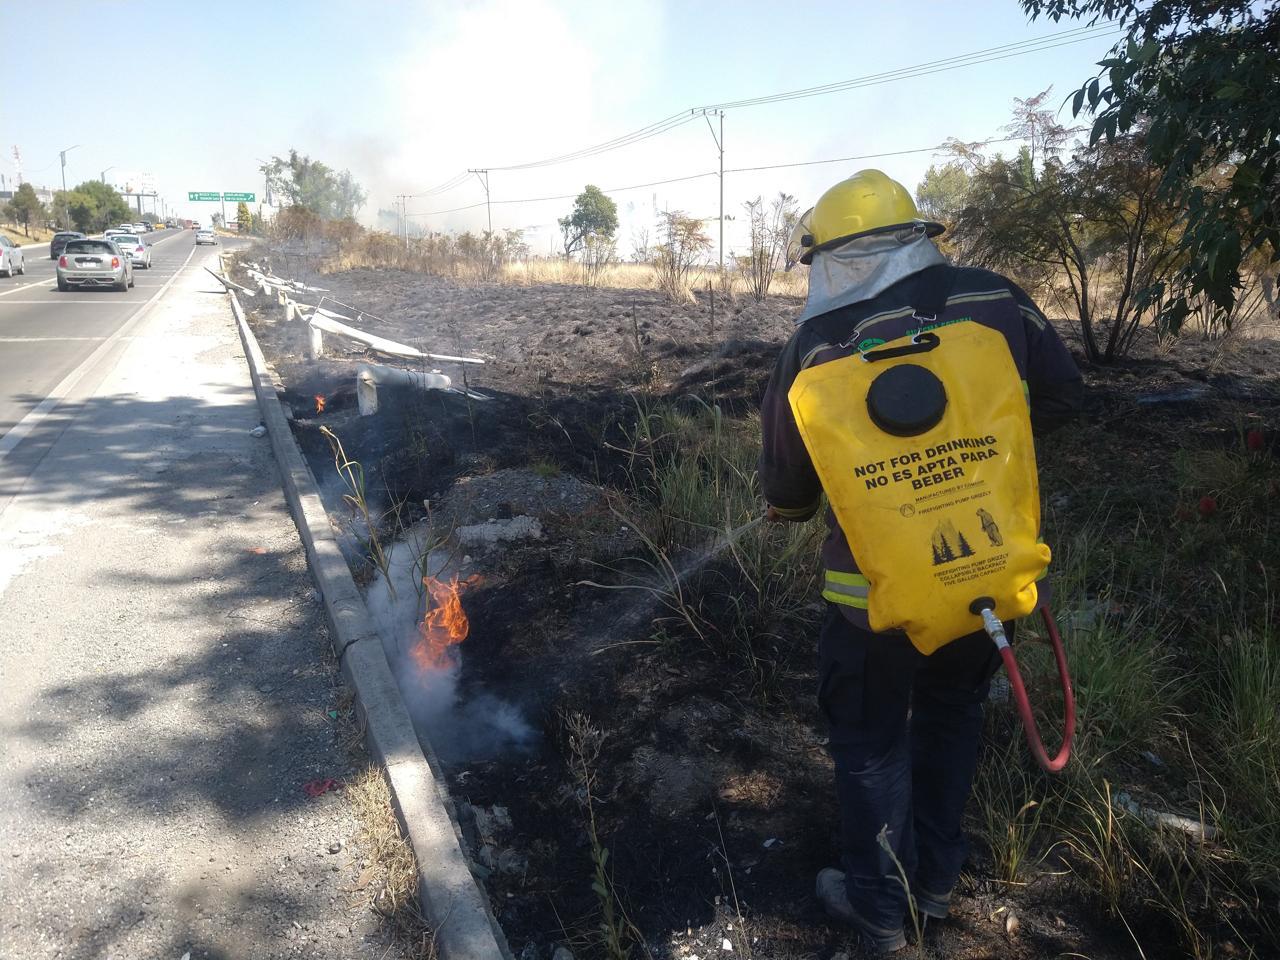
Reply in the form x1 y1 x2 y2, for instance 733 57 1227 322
226 286 513 960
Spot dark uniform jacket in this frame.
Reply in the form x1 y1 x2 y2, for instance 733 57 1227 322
760 262 1083 629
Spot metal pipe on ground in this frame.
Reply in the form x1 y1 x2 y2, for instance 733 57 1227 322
306 313 483 365
203 266 257 297
356 363 452 416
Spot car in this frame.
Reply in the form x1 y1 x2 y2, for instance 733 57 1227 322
56 238 134 292
194 229 216 245
132 222 149 234
104 228 127 240
114 233 152 268
50 231 86 259
118 223 134 232
0 235 26 277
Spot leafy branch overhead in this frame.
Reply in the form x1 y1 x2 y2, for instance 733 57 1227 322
1020 0 1279 327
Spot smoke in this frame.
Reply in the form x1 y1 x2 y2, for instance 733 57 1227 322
364 532 535 764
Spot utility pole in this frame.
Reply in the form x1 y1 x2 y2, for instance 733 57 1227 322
59 144 80 228
468 168 491 234
395 193 409 245
100 166 114 184
700 111 726 271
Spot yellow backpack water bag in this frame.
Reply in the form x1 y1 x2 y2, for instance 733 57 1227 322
788 323 1049 654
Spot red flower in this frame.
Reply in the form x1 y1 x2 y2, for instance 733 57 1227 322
1198 496 1218 517
1246 429 1264 451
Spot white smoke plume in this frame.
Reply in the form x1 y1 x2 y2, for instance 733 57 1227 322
364 532 535 763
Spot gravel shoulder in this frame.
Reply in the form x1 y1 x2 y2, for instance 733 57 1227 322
0 248 413 959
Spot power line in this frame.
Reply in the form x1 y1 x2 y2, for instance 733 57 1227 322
406 134 1027 219
404 22 1118 198
725 136 1023 174
405 170 719 218
408 172 473 198
703 24 1118 110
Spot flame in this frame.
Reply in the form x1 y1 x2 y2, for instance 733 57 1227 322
411 575 482 672
314 394 326 414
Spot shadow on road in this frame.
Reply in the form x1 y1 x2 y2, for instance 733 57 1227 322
1 390 401 958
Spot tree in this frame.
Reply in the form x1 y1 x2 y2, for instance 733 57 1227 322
1021 0 1279 330
236 202 252 233
952 95 1185 362
558 185 618 258
7 183 44 237
915 163 972 226
738 192 798 301
260 150 366 220
653 211 711 302
57 181 134 233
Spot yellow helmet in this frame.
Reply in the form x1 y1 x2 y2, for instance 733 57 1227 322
799 169 943 265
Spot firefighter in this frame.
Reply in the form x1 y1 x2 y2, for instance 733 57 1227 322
759 169 1082 953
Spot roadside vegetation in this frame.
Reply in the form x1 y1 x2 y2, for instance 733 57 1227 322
242 3 1278 949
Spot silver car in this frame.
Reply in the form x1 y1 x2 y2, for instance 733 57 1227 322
56 238 134 291
194 229 216 246
0 235 26 277
114 233 152 268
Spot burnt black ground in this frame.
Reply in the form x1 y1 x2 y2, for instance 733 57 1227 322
236 250 1280 960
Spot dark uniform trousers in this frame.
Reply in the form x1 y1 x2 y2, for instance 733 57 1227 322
818 605 1005 929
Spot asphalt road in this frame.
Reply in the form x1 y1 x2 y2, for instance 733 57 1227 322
0 228 196 511
0 239 408 958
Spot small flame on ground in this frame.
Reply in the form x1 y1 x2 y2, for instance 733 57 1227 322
314 394 326 414
411 575 483 672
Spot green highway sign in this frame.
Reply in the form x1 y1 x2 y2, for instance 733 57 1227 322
188 191 220 201
222 192 256 202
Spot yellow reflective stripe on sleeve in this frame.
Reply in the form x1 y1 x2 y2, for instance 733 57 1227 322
823 587 870 609
824 570 870 609
826 569 870 587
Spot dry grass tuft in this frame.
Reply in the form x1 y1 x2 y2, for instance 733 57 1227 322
345 765 437 959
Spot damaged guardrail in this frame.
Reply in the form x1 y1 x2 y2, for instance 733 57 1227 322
235 256 489 413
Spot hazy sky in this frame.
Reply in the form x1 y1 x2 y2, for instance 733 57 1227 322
3 0 1118 254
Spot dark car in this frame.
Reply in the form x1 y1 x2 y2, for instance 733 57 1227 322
50 231 86 260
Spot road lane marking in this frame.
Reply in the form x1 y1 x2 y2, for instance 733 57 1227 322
0 280 50 298
0 337 109 342
0 245 199 464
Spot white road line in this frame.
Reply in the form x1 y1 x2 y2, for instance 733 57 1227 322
0 245 199 463
0 280 51 298
0 300 150 304
0 337 109 342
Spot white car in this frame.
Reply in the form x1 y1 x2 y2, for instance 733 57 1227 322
132 223 149 234
194 229 216 246
0 235 26 277
114 233 152 268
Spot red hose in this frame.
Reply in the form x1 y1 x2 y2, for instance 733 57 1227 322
999 605 1075 772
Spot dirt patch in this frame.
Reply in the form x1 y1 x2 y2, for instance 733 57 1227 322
234 247 1280 960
